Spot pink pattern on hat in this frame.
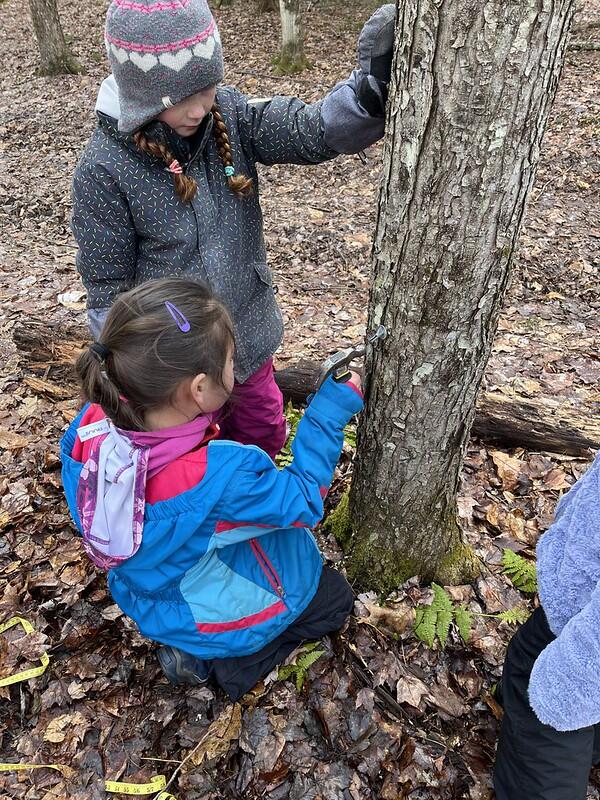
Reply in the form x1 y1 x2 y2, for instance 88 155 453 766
106 16 215 53
114 0 192 11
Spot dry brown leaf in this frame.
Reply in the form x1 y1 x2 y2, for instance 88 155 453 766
490 451 525 492
427 682 467 718
543 467 571 491
1 482 32 515
43 712 88 744
67 681 87 700
360 601 416 636
0 430 28 450
396 674 429 709
187 703 242 768
100 605 124 621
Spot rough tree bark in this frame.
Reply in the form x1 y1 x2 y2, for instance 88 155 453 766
336 0 575 591
274 0 310 74
28 0 82 76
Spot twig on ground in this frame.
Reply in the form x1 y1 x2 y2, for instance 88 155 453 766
150 725 212 799
568 41 600 51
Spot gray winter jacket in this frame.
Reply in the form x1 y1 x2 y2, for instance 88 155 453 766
72 73 383 381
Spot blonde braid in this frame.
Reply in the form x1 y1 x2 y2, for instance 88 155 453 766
211 103 253 199
133 131 197 202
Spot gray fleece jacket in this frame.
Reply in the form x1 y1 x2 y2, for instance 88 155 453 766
72 73 383 381
529 452 600 731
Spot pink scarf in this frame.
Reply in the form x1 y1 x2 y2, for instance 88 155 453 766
75 414 215 570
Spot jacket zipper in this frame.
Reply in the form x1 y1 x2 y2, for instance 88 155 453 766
250 539 285 598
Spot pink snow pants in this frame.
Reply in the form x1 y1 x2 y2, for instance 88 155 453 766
218 357 287 460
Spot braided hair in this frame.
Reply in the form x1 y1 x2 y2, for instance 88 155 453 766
211 103 253 199
133 102 253 202
133 130 197 203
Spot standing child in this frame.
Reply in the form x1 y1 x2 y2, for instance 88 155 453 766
494 452 600 799
60 277 363 700
71 0 395 458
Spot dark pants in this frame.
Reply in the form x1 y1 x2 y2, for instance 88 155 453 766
198 566 354 701
494 607 600 800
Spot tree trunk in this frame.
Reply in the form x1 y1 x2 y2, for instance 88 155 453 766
345 0 575 592
257 0 278 11
274 0 309 74
28 0 82 76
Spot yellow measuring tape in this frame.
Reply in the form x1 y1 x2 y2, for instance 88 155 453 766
0 763 74 779
106 774 176 797
0 764 177 797
0 616 50 687
1 618 177 798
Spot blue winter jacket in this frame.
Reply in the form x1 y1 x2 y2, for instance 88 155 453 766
60 378 362 659
529 452 600 731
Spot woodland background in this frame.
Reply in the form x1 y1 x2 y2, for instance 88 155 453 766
0 0 599 797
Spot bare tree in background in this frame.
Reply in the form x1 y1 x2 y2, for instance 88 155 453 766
274 0 309 74
28 0 82 76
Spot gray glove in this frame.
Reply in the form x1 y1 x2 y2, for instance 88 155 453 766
356 4 396 117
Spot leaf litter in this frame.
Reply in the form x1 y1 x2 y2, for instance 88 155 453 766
0 0 599 797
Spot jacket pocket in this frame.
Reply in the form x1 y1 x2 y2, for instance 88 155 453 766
223 261 274 315
249 538 285 598
180 550 286 634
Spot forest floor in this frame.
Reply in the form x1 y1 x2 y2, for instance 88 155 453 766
0 0 599 798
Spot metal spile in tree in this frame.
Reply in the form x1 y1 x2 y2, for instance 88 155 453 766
340 0 574 592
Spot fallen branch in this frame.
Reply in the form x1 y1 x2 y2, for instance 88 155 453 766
12 321 599 457
273 362 600 457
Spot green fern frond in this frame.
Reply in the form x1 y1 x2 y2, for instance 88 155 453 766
276 403 303 468
414 606 437 648
343 423 357 449
414 585 474 647
278 664 296 681
432 583 454 612
277 642 326 691
436 610 453 648
414 585 455 648
454 607 473 643
502 550 538 593
496 607 530 625
297 648 326 671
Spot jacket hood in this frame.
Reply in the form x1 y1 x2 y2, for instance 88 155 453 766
60 407 245 563
96 75 121 120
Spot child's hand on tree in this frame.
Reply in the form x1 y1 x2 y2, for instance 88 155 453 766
356 4 396 117
348 371 363 393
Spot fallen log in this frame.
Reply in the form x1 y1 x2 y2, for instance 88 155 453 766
274 362 600 457
12 321 599 457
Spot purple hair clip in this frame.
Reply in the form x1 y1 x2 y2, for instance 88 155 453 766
165 301 191 333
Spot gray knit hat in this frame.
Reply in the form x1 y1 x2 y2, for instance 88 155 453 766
105 0 224 133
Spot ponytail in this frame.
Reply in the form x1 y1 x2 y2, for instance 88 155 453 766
75 347 146 432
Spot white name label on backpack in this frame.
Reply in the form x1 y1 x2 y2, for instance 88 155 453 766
77 419 110 442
